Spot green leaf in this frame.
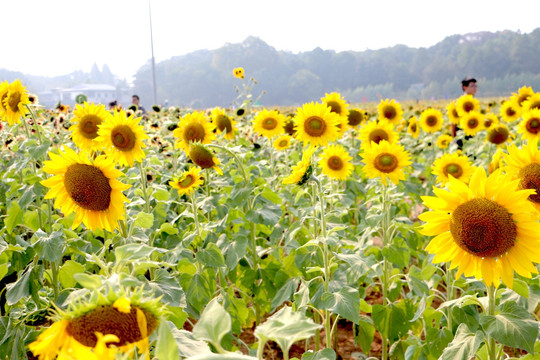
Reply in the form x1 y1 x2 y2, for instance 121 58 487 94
58 260 85 288
271 277 299 311
155 321 180 360
133 211 154 229
440 323 483 360
192 298 231 350
196 243 226 267
372 303 410 341
33 229 64 262
301 348 337 360
254 306 322 355
73 273 102 289
480 301 538 353
159 222 178 235
5 201 22 234
321 286 360 324
28 142 50 159
147 268 185 308
6 269 31 305
260 186 282 204
511 278 529 298
355 315 375 354
115 243 163 262
153 188 171 201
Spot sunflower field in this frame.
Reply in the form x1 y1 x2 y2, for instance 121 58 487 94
1 72 540 360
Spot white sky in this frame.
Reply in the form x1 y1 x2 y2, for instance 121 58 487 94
3 0 539 82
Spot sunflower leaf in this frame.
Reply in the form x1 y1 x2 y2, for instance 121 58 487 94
192 297 231 350
440 323 483 360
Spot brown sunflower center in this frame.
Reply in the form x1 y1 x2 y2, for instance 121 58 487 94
184 123 206 143
529 101 540 110
526 118 540 134
506 107 516 117
369 129 389 145
66 305 158 347
189 145 216 169
347 110 362 126
64 164 111 211
327 156 343 171
262 117 278 130
463 101 474 113
487 128 509 145
383 106 396 120
327 101 342 115
7 91 21 112
279 139 288 147
179 175 195 188
374 153 398 173
452 108 459 118
450 198 516 257
216 115 232 133
519 163 540 203
443 163 463 179
467 118 479 129
0 93 7 110
410 123 417 132
111 125 136 151
304 116 327 137
426 116 438 126
79 115 102 139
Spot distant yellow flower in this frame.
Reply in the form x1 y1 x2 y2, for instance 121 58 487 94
377 98 403 125
253 109 285 139
483 113 499 130
283 146 316 185
521 93 540 112
347 108 365 128
456 94 480 117
511 86 534 107
460 111 484 136
361 140 411 186
233 67 245 79
321 92 349 119
488 148 504 174
518 109 540 142
273 134 292 151
211 108 237 140
407 116 420 139
293 102 340 147
419 108 444 133
0 79 30 125
96 109 149 167
432 152 475 185
446 101 460 125
173 111 216 153
436 134 453 149
189 143 222 175
359 120 398 149
318 144 354 180
500 100 522 122
169 167 204 197
69 102 112 151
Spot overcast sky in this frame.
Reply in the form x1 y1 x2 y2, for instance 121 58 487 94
3 0 539 82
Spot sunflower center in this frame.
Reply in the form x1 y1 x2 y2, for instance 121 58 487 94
304 116 327 137
410 123 417 132
7 92 21 112
327 101 342 115
263 117 278 130
374 153 398 173
189 145 216 169
369 129 389 145
64 164 111 211
79 115 102 139
216 115 232 133
66 305 158 347
279 139 288 147
467 118 479 128
383 106 396 120
183 123 206 144
450 198 516 257
506 107 516 117
530 101 540 110
426 116 437 126
347 110 362 126
519 163 540 203
488 128 509 145
327 156 343 171
463 102 474 113
443 163 463 178
526 118 540 134
111 125 136 151
179 175 194 188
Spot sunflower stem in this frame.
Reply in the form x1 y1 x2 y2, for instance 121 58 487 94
191 194 201 238
381 184 392 360
446 266 454 332
487 284 499 360
25 104 42 144
137 162 151 213
50 261 59 300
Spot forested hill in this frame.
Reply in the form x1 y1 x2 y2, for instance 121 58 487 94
132 29 540 107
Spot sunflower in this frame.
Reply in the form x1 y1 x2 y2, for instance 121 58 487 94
407 116 420 139
347 108 365 128
419 167 540 288
41 147 130 232
488 148 504 174
359 120 398 149
504 140 540 213
96 110 148 167
293 102 340 147
334 113 350 138
210 107 237 140
0 79 30 125
499 99 522 122
69 102 112 151
169 167 204 197
459 111 484 136
361 140 411 186
521 93 540 112
0 81 8 114
28 288 163 360
173 111 216 153
483 113 499 131
419 108 444 133
284 116 296 136
283 146 316 185
511 86 535 107
318 144 353 180
486 124 511 146
189 143 223 175
377 98 403 126
436 134 453 149
432 152 475 185
253 109 286 139
233 67 245 79
273 134 293 151
446 101 460 125
517 109 540 142
321 92 349 119
456 94 480 117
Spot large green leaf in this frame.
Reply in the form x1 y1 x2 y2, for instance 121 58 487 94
196 243 226 267
480 301 538 353
321 286 360 324
355 315 375 354
301 348 337 360
192 297 231 351
271 277 299 311
372 303 410 341
33 229 64 262
440 323 483 360
155 321 180 360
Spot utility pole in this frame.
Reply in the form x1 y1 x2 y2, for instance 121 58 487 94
149 0 157 105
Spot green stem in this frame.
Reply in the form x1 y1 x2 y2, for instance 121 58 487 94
446 266 454 332
191 195 201 238
257 340 267 360
487 285 498 360
137 162 150 213
51 261 59 299
25 105 42 144
381 184 391 360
